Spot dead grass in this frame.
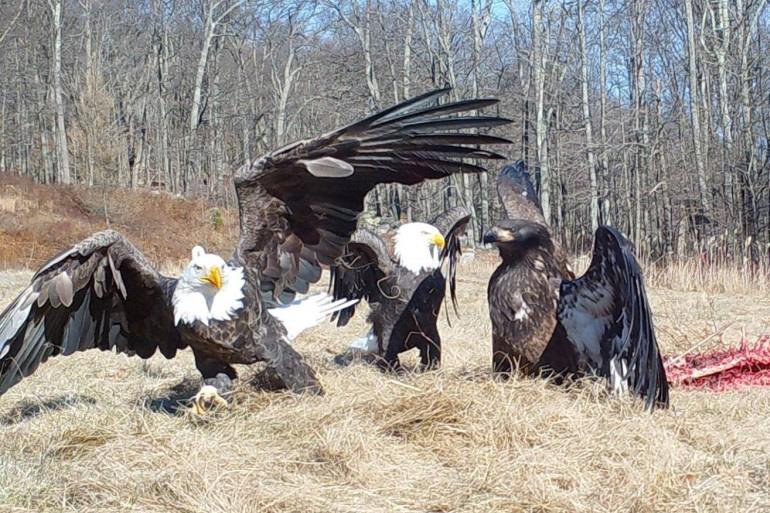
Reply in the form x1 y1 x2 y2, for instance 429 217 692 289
0 175 238 270
1 263 769 513
1 179 770 512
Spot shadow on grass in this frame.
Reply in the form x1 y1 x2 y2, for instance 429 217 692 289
142 377 200 415
141 364 330 415
0 394 97 425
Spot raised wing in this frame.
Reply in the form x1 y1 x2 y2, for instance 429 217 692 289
430 206 471 312
497 160 545 223
556 226 669 410
328 229 393 327
0 230 181 396
234 88 511 304
496 160 573 278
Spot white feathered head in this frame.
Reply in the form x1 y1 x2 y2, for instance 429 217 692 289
394 222 445 275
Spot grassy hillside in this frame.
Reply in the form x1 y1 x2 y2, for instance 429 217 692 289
0 175 239 269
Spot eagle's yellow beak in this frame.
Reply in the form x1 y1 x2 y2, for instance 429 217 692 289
431 233 445 249
202 266 223 289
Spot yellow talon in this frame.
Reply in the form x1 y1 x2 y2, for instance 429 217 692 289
192 385 229 415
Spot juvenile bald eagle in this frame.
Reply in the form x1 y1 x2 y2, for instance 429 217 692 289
328 207 472 370
0 88 510 412
484 161 668 409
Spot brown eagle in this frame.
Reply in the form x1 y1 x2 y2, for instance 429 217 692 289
0 88 510 413
328 207 474 370
483 161 669 409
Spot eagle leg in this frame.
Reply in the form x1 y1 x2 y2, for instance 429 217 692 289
191 350 237 415
417 330 441 371
376 353 403 373
256 323 324 395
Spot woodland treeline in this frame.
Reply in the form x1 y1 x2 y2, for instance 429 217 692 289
0 0 769 258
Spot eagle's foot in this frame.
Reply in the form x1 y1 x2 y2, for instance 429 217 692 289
192 385 229 415
191 373 233 415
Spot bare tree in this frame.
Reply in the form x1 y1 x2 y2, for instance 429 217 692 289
577 0 598 232
47 0 71 184
684 0 711 217
532 0 552 224
190 0 247 133
0 0 769 256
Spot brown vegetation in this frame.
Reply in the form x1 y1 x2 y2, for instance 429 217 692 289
0 185 769 513
0 175 238 270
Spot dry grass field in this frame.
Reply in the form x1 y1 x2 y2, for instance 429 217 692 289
1 178 769 513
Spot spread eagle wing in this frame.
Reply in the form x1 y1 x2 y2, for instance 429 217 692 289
430 206 471 312
233 87 511 305
497 160 545 223
328 228 394 327
496 160 573 278
556 225 669 410
0 230 180 395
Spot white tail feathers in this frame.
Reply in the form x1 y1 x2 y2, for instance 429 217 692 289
268 293 358 341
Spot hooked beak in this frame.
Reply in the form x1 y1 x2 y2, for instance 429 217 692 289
431 233 445 250
202 266 223 290
483 227 515 244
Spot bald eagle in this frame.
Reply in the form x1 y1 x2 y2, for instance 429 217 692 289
0 88 510 413
328 207 473 370
483 161 668 409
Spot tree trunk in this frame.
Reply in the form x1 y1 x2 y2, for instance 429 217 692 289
578 0 599 232
402 0 415 222
533 0 552 223
598 0 611 225
471 0 492 241
684 0 711 216
713 0 734 225
631 0 647 249
49 0 71 184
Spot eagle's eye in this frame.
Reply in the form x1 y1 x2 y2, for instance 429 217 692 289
192 264 203 272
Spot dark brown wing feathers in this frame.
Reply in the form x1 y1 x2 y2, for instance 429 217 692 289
431 206 471 313
0 230 180 395
497 161 545 224
555 226 669 409
329 229 393 327
235 88 510 303
496 161 573 278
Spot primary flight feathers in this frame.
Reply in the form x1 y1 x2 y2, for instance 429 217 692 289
0 88 511 405
237 87 510 304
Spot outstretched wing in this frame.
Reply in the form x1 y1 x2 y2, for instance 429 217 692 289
497 160 545 223
328 229 393 327
556 226 669 410
496 160 573 278
430 206 471 312
0 231 180 396
234 88 511 304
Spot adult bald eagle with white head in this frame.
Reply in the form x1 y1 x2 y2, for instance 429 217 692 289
484 161 668 410
328 206 474 370
0 88 510 413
